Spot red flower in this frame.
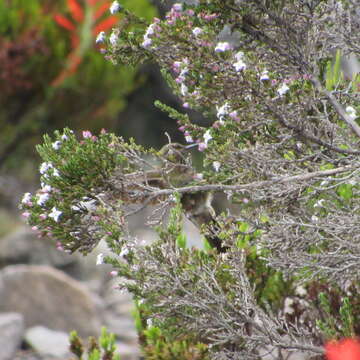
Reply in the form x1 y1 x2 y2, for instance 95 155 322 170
325 338 360 360
53 0 119 86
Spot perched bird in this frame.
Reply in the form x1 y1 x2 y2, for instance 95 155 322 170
159 142 227 252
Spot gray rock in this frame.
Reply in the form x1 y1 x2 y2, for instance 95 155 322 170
0 265 102 337
115 341 141 360
25 326 71 358
103 312 138 342
0 227 75 268
0 312 24 360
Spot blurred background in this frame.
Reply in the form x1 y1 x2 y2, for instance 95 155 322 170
0 1 204 359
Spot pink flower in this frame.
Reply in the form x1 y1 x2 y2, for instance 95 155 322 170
198 143 207 152
22 212 31 218
82 130 92 138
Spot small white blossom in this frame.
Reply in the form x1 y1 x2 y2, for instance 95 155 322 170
215 42 231 52
142 38 152 48
39 162 53 174
109 1 121 14
120 246 129 257
179 66 189 78
48 207 62 222
42 184 52 192
192 27 203 36
172 3 183 11
313 199 325 208
213 161 221 172
233 59 246 72
185 135 193 143
109 32 118 46
22 192 32 204
52 141 61 150
216 102 231 121
145 23 156 37
295 285 307 297
203 129 213 144
277 83 290 96
37 193 50 206
346 106 357 120
284 297 295 314
260 70 269 81
180 83 188 96
146 318 153 327
95 31 106 44
96 253 105 265
52 168 60 177
61 134 68 141
234 51 244 61
311 215 319 223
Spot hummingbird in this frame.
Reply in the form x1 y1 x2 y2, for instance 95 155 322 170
158 142 227 253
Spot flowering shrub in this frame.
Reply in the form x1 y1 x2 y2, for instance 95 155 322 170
21 1 360 359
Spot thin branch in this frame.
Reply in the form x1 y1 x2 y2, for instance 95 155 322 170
145 164 356 198
312 76 360 138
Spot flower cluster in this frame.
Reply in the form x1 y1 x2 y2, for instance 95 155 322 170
19 128 123 255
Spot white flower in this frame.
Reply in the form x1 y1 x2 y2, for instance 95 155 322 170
215 42 231 52
203 129 213 144
42 184 52 193
180 83 188 96
109 1 121 14
185 135 193 143
95 31 106 44
96 253 105 265
284 297 295 314
142 38 152 48
216 102 230 120
277 83 290 96
52 168 60 177
192 27 203 36
313 199 325 208
260 70 269 81
109 32 118 46
145 23 156 37
39 162 53 174
311 215 319 223
61 134 68 141
22 192 32 204
295 285 307 297
213 161 221 172
120 246 129 257
346 106 357 121
179 67 189 78
234 51 244 61
233 59 246 72
37 193 50 206
52 141 61 150
172 3 183 11
48 207 62 222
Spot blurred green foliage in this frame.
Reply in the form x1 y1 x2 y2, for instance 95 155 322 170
0 0 156 171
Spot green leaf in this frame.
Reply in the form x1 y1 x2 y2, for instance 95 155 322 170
337 183 353 201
